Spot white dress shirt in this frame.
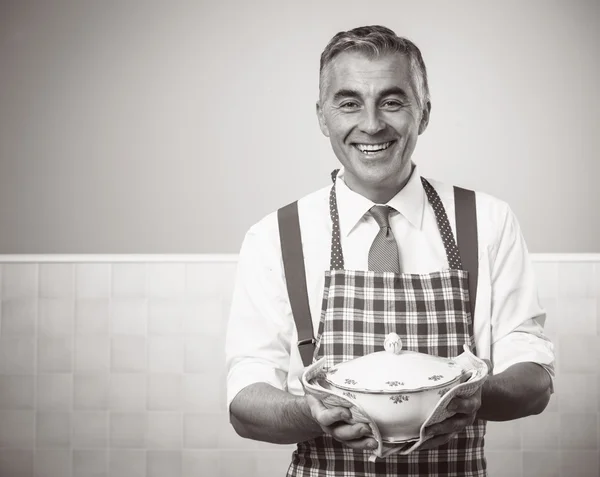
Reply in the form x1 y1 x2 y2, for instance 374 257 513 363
226 166 555 408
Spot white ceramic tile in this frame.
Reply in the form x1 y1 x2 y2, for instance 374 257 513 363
147 374 182 411
110 412 146 448
109 450 145 477
111 299 147 335
2 264 37 299
36 412 71 448
485 420 522 450
557 373 599 413
532 261 558 299
147 299 184 335
522 451 559 477
0 337 35 374
558 335 599 374
182 450 219 477
0 449 34 477
183 298 225 337
558 262 596 297
109 374 146 411
541 297 558 340
0 375 34 409
561 450 600 477
39 299 75 335
148 337 184 373
34 449 72 477
112 264 146 298
183 373 225 413
146 413 183 449
147 264 186 298
37 374 73 411
218 412 259 450
183 413 221 449
186 262 237 299
556 297 597 335
560 413 598 450
75 299 109 335
147 450 182 477
218 449 258 477
1 298 36 335
521 412 559 450
40 264 75 298
73 449 107 477
111 336 146 373
76 264 110 299
75 336 110 372
38 336 73 373
72 411 108 449
184 336 224 373
74 374 109 410
255 449 296 477
0 411 34 448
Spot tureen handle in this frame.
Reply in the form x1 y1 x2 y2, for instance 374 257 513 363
384 332 403 354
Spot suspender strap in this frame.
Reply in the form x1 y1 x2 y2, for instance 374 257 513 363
277 201 315 367
454 186 478 318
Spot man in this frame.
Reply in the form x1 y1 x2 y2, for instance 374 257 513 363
226 25 555 476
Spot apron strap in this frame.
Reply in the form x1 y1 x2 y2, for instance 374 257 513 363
277 201 315 367
454 186 478 319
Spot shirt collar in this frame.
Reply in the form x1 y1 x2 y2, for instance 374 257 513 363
335 163 426 237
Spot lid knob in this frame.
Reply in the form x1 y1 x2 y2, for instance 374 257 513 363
384 333 403 355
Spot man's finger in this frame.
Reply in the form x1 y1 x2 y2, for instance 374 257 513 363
420 432 458 450
306 395 351 427
329 422 371 442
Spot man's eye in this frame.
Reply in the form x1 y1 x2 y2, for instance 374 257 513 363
340 102 359 109
383 100 402 108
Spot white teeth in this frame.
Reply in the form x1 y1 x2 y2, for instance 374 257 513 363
356 141 392 153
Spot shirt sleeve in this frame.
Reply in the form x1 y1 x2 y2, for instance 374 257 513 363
488 203 556 382
225 217 295 409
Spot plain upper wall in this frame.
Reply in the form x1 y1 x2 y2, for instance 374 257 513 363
0 0 598 253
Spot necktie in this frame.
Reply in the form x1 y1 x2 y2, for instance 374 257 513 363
368 205 400 273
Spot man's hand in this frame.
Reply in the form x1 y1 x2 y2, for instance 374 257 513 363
305 395 378 451
420 387 483 449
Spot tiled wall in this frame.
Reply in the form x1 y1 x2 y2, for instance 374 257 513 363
0 257 598 477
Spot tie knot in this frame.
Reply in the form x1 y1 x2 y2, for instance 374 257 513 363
370 205 392 229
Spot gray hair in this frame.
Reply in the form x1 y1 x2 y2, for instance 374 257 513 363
319 25 430 109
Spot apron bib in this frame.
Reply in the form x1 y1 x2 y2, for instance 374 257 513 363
287 173 486 477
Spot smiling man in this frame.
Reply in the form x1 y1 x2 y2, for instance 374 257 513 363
226 26 555 476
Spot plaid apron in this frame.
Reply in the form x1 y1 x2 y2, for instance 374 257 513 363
287 174 487 476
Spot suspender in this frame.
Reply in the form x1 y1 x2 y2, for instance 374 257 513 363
277 185 478 367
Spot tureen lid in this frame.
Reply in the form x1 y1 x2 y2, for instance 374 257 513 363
324 333 462 393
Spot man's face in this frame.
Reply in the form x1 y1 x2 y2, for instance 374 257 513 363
317 51 430 200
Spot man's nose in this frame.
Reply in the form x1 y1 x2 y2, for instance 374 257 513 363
358 106 386 135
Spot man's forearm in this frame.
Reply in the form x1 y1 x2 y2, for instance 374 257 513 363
477 361 552 421
229 382 323 444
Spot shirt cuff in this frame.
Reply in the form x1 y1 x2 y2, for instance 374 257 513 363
226 361 287 410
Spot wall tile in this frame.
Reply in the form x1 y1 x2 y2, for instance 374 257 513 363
148 337 183 373
109 374 147 411
76 264 110 299
148 299 184 335
147 374 182 411
74 374 109 410
39 299 74 335
558 262 596 297
218 412 260 450
182 450 219 477
75 336 110 372
73 449 107 477
0 449 34 477
0 411 34 447
37 374 72 411
1 299 36 335
75 299 109 335
38 336 73 373
533 261 558 299
521 412 559 450
558 335 599 374
182 373 225 413
110 412 146 448
72 411 108 448
561 451 600 477
557 373 599 413
2 264 37 299
255 449 295 477
0 337 35 374
112 264 146 298
560 413 598 450
111 299 147 335
147 412 183 449
109 450 145 477
184 336 224 373
147 264 185 298
40 264 74 298
186 262 236 299
183 299 225 337
34 449 72 477
485 420 522 450
147 450 181 477
482 451 523 477
0 375 34 410
183 413 221 449
522 450 559 477
556 297 597 335
111 336 146 373
36 412 71 448
219 449 258 477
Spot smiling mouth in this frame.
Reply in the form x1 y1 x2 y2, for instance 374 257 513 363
353 141 394 154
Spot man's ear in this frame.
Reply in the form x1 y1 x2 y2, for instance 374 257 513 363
316 102 330 137
418 101 431 135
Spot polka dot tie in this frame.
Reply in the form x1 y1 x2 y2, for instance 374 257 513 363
368 205 401 273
